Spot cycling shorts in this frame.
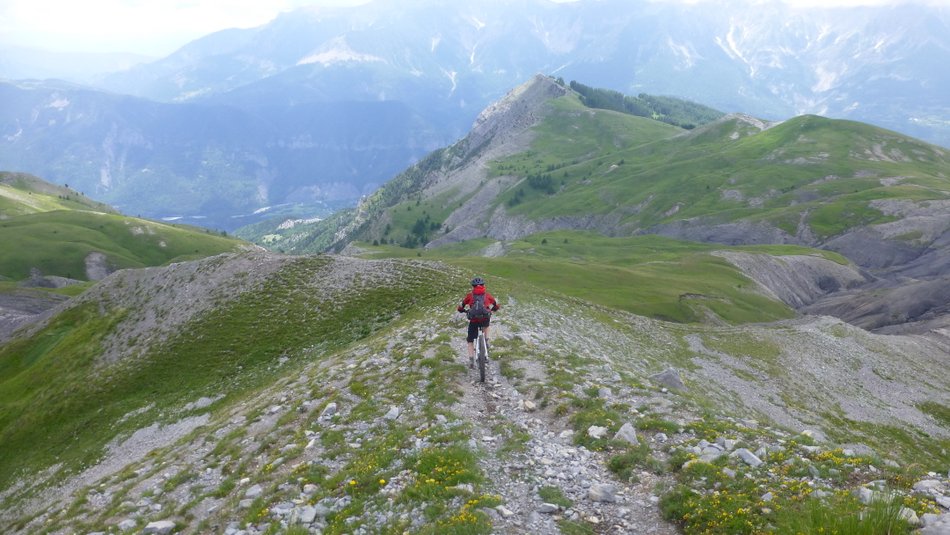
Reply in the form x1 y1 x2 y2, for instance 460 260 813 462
467 319 490 343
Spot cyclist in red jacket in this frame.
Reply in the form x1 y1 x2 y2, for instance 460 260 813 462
457 277 500 368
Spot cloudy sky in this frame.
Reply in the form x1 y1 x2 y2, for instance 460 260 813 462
0 0 366 56
0 0 940 57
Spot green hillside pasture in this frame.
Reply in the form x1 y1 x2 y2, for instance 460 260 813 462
491 97 681 211
0 172 114 216
362 232 803 324
0 256 461 493
490 113 950 238
0 280 92 301
493 96 682 172
0 210 241 280
0 183 65 216
0 183 102 217
382 188 466 247
459 255 790 324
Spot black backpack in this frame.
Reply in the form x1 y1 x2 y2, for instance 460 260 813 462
467 293 491 321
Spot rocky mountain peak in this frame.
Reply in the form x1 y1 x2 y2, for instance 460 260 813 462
464 74 567 156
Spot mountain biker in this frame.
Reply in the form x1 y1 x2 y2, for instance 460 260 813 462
457 277 500 368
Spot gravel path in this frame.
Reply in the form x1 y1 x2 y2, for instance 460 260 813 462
450 317 677 534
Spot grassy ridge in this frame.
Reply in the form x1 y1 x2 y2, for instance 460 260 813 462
1 247 945 533
496 110 950 238
0 255 460 492
363 95 950 253
0 210 241 280
0 171 114 217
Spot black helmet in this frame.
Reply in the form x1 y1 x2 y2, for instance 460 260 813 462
471 277 485 286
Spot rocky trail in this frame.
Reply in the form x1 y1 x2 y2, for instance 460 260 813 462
449 318 678 534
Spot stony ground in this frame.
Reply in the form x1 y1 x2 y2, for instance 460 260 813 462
447 319 678 535
2 252 949 534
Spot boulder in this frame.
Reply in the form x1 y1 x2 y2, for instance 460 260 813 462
650 368 686 391
539 503 560 514
143 520 176 535
614 423 639 446
733 448 763 467
320 402 338 419
245 484 263 498
589 483 617 503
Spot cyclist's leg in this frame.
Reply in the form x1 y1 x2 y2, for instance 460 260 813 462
466 322 478 367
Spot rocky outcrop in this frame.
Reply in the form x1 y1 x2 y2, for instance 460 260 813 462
646 219 797 247
823 228 927 270
804 277 950 333
463 74 567 158
0 288 70 342
85 252 113 281
714 251 868 308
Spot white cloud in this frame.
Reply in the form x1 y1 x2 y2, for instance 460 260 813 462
0 0 370 56
0 0 943 57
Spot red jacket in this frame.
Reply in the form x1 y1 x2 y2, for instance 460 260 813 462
458 285 499 322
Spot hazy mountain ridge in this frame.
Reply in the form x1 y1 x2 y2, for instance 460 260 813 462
0 45 153 83
94 0 950 147
2 1 947 230
0 79 440 229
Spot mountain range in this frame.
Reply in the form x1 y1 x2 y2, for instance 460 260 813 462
1 0 948 230
1 85 949 535
302 75 950 337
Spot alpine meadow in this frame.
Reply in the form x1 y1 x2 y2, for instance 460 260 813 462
1 2 950 535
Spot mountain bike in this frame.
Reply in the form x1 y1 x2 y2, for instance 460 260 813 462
475 325 489 383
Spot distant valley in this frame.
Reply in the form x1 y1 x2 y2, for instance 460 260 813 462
1 0 947 231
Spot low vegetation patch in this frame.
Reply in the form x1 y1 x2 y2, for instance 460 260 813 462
660 421 941 535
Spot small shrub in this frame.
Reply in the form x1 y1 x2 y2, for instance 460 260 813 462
608 443 657 481
773 493 912 535
538 486 572 508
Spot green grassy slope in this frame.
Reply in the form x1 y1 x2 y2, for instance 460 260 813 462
365 95 687 248
351 94 949 251
0 172 244 281
0 210 241 280
0 171 114 216
494 111 950 239
0 254 459 493
352 231 826 324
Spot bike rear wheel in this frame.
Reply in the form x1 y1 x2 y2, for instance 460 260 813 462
477 329 488 383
